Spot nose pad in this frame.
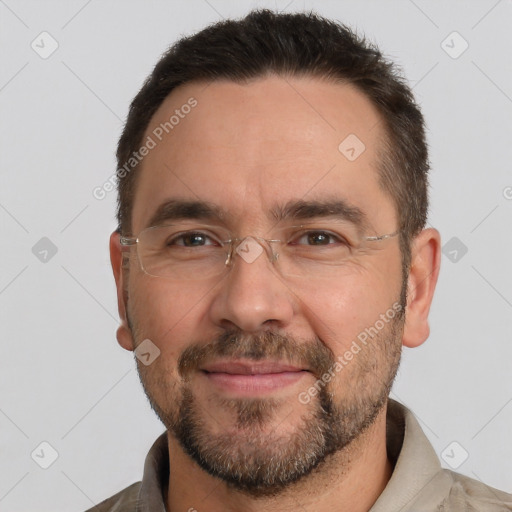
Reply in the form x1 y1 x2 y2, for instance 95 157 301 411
225 236 278 267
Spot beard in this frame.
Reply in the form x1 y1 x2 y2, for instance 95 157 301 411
130 301 404 498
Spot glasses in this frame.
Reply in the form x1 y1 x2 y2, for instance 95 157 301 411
120 222 399 280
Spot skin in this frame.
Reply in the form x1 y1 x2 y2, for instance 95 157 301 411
110 76 441 512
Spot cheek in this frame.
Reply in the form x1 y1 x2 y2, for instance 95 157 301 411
127 276 213 359
296 266 400 356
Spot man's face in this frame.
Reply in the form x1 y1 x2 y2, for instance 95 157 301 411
120 76 404 495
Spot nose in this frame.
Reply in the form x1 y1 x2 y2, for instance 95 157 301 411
208 238 295 333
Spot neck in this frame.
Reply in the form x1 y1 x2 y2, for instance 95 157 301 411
165 403 392 512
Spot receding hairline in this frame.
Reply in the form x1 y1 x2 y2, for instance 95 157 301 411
141 71 382 129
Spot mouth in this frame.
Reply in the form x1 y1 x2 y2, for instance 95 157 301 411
199 360 310 395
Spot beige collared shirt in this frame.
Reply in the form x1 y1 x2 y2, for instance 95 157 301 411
86 400 512 511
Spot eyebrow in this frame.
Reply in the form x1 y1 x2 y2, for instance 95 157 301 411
145 198 369 232
270 199 369 232
146 200 224 228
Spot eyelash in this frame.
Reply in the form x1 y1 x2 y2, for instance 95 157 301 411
168 230 349 247
291 230 348 246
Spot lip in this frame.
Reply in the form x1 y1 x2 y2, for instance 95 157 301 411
201 360 305 374
200 360 309 394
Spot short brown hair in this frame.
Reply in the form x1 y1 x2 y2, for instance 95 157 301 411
116 9 429 271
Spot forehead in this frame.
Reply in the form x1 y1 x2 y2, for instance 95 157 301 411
131 76 396 232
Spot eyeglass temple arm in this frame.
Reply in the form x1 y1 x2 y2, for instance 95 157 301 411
119 236 137 246
364 230 400 242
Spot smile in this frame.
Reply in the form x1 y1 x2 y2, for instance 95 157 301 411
200 360 309 394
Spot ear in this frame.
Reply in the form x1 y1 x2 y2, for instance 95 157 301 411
402 228 441 348
110 231 135 352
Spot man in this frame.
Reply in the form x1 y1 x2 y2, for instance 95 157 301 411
90 9 512 512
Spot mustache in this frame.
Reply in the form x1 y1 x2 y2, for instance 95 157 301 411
178 330 335 379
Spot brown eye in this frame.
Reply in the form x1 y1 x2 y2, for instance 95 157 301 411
307 232 331 245
169 232 216 247
293 231 346 246
182 233 207 247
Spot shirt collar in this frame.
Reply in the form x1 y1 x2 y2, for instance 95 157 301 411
135 431 168 512
369 399 451 511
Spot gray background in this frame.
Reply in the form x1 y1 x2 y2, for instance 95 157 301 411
1 0 511 510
